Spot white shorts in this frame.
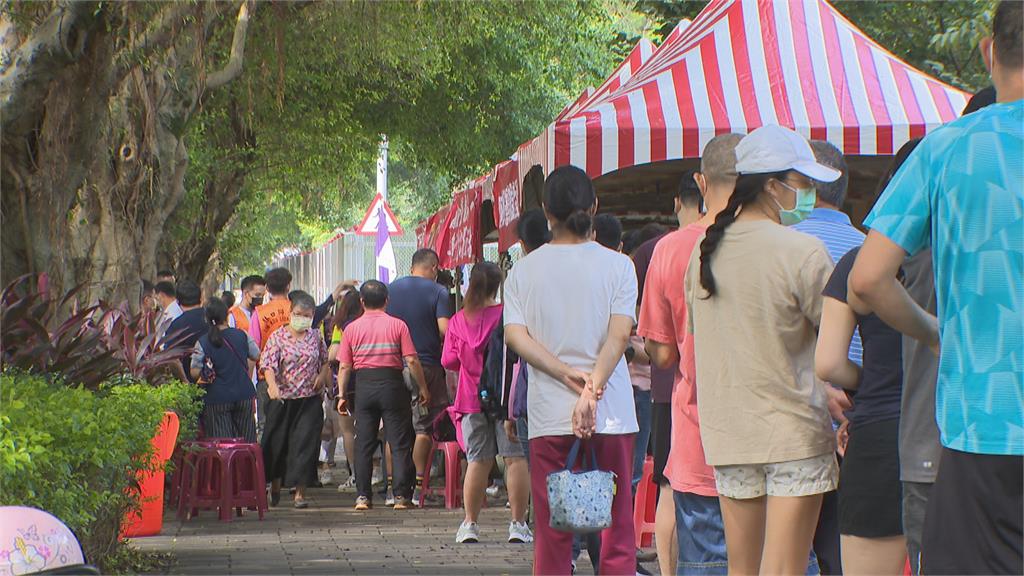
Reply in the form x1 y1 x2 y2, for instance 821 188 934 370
714 452 839 499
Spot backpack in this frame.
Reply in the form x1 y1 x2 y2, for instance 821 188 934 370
478 317 517 420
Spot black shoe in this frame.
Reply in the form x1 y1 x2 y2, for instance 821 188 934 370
637 549 658 562
270 490 281 507
636 561 653 576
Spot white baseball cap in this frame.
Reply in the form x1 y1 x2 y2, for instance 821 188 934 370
734 125 841 182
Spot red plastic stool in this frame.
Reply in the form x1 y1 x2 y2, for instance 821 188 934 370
633 456 657 548
420 441 466 509
177 441 266 522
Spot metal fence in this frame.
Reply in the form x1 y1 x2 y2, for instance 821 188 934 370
262 232 523 303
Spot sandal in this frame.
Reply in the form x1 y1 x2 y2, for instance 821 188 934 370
294 499 309 509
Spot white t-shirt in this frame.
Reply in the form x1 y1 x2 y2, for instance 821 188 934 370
503 241 640 439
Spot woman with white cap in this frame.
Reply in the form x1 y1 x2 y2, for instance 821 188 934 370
684 125 842 575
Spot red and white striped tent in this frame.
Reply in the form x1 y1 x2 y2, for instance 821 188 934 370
546 0 969 179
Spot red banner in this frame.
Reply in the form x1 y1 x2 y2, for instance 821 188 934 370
437 185 482 269
492 159 521 252
417 207 449 251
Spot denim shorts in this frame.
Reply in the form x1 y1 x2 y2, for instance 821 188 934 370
673 491 820 576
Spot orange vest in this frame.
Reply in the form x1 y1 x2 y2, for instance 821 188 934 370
256 298 291 352
229 306 251 332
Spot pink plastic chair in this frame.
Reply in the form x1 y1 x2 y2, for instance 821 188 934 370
633 456 657 548
420 441 467 509
177 441 267 522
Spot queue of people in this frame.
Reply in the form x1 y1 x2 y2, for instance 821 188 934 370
143 5 1020 573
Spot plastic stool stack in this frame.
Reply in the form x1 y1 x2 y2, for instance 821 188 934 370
176 439 267 522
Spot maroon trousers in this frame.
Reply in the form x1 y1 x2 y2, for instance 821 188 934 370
529 433 636 576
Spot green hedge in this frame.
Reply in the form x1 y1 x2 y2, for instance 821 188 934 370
0 371 202 568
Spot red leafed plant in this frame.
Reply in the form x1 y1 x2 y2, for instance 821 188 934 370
0 275 189 388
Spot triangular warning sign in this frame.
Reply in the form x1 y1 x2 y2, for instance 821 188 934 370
354 193 403 236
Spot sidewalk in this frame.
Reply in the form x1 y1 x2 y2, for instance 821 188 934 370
132 481 596 575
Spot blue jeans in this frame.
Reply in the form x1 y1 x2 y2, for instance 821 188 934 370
674 491 820 576
632 388 652 494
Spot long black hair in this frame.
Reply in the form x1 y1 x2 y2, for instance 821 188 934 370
205 297 229 347
331 289 364 333
463 262 503 316
698 171 790 297
543 165 596 237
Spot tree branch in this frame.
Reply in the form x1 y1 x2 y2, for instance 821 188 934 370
115 1 195 79
0 1 96 133
205 0 255 91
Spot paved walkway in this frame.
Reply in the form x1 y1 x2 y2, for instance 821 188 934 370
132 479 609 575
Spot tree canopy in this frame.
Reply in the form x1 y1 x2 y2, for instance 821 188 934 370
0 0 996 301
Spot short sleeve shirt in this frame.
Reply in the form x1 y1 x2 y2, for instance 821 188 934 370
637 224 716 495
504 242 639 439
633 234 676 402
337 310 416 370
259 327 328 399
822 247 903 427
386 276 452 366
863 100 1024 456
684 220 836 466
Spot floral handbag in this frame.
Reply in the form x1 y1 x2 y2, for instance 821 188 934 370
546 438 617 534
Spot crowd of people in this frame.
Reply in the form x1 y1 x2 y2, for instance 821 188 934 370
144 5 1021 574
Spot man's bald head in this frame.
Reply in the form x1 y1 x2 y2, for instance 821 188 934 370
700 134 743 185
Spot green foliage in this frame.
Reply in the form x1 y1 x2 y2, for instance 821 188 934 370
0 371 202 568
0 275 190 388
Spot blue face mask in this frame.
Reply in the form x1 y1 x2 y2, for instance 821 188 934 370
772 180 817 226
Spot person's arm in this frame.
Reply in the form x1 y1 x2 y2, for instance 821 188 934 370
589 315 635 398
638 246 677 368
405 355 431 406
850 232 939 351
436 286 452 339
261 334 281 399
313 295 335 329
630 335 651 366
505 324 588 395
248 309 262 350
815 298 861 390
265 368 280 400
645 340 678 369
189 341 204 382
336 363 353 414
440 317 461 371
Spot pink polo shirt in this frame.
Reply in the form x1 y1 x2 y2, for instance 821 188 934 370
337 310 416 370
637 224 717 497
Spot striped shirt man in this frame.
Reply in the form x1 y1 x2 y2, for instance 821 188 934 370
337 310 417 370
794 207 866 365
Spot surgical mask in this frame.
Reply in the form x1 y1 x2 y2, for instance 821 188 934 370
290 315 312 332
772 181 817 226
249 295 264 307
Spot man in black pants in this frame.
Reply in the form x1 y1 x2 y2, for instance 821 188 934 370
335 281 431 510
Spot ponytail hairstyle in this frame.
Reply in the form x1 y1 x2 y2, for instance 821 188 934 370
205 297 229 348
543 165 596 238
698 170 790 297
463 262 503 316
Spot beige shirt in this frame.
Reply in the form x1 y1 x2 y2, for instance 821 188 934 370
685 220 836 466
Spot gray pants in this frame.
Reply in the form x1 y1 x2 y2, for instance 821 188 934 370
256 380 270 441
902 481 932 575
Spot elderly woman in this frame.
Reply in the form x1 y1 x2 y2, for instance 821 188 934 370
260 291 331 509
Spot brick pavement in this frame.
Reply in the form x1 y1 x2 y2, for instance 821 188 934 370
132 480 611 575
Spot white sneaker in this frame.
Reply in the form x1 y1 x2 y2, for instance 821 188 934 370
455 521 480 543
508 521 534 543
318 467 333 485
485 484 501 498
385 489 395 507
337 476 355 492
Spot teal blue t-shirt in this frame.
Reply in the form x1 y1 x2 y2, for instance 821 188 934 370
864 100 1024 457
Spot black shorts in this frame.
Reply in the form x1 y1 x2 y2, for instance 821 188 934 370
922 447 1023 575
838 417 902 537
651 401 671 485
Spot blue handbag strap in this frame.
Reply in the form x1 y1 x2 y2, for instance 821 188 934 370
564 438 599 472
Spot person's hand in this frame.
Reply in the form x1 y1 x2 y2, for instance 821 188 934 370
333 280 360 301
836 420 850 457
268 383 281 401
336 397 348 415
825 385 852 424
418 389 432 407
571 389 597 439
504 420 518 443
559 365 590 395
587 377 605 401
